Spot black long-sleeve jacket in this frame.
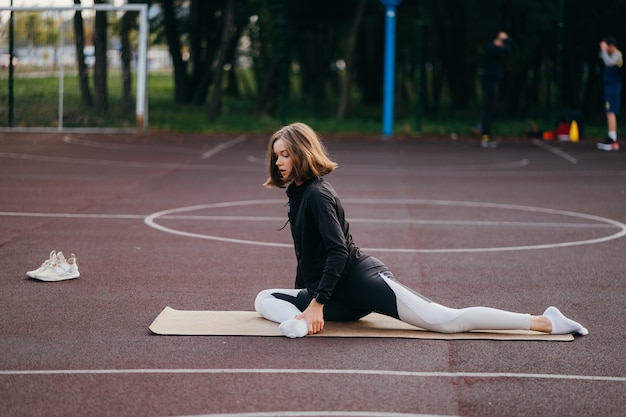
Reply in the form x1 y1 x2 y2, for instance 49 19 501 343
286 177 365 304
482 38 512 79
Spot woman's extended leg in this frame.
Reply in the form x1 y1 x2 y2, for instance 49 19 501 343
378 272 588 335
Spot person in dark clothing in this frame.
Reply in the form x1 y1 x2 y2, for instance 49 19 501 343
597 36 622 151
255 122 588 338
480 32 512 148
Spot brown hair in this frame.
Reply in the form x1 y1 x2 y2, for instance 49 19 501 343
263 122 338 188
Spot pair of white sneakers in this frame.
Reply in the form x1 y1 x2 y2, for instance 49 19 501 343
27 250 80 282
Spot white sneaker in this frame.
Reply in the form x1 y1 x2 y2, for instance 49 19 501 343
33 252 80 282
26 250 58 278
596 137 620 151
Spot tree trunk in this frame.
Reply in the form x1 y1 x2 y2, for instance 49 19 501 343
440 0 469 111
93 0 108 112
120 8 137 112
224 15 248 98
355 8 383 106
208 0 236 119
336 0 366 120
225 46 241 97
254 50 281 117
189 0 217 106
161 0 190 103
73 0 92 107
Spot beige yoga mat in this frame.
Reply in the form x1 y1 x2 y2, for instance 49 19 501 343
149 306 573 341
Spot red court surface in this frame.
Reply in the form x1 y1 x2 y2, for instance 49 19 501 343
1 131 625 417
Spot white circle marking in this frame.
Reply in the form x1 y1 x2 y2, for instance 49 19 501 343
143 199 626 253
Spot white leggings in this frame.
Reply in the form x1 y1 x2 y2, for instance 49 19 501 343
255 257 531 334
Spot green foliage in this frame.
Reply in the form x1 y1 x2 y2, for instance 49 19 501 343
1 0 622 138
0 71 607 138
0 72 136 128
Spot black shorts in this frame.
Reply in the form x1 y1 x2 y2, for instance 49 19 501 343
273 256 401 322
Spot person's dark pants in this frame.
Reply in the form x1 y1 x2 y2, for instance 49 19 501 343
481 77 500 137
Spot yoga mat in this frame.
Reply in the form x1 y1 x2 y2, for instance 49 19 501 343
149 306 574 341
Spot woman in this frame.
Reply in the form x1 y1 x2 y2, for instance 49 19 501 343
255 122 588 338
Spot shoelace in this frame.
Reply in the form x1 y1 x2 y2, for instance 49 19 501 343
47 253 67 270
38 251 58 268
67 254 78 267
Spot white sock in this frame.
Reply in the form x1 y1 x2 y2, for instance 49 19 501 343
608 131 617 141
279 318 308 338
543 306 588 335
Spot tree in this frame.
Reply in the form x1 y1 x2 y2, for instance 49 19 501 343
159 0 237 107
252 1 285 117
337 0 366 120
73 0 93 107
208 0 237 119
120 1 141 112
354 1 384 107
93 0 108 112
159 0 191 103
146 0 626 128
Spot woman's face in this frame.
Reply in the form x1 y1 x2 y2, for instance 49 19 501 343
273 138 295 183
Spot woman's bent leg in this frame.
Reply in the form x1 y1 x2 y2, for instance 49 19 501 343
254 289 303 323
254 289 311 338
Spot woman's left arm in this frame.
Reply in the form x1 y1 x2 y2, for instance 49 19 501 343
310 188 350 305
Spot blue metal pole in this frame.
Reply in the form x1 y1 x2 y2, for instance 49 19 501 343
380 0 402 137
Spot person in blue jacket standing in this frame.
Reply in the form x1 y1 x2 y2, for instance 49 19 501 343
597 36 623 151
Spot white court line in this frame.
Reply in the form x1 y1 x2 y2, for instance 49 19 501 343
0 212 145 219
142 199 626 253
0 152 210 170
1 368 625 383
247 155 265 164
0 135 246 166
532 139 578 164
201 135 247 159
0 211 615 229
3 151 626 176
176 413 450 417
3 197 625 253
343 159 530 172
3 200 625 253
63 135 198 153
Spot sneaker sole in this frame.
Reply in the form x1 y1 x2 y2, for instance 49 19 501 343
31 272 80 282
597 143 618 151
26 268 49 278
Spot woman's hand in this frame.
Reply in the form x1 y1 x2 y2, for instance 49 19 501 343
297 299 325 335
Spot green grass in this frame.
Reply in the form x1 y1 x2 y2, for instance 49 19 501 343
0 70 609 139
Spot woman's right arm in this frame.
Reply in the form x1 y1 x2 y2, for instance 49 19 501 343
297 299 325 335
